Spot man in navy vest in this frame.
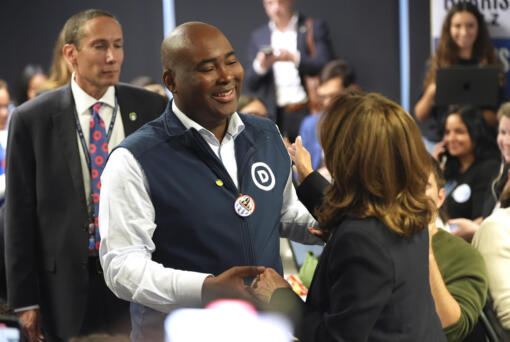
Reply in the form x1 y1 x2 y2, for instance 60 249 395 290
99 21 320 341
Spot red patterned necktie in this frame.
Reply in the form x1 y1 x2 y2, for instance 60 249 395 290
89 102 108 251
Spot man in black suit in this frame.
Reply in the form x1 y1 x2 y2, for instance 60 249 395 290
4 9 167 342
245 0 334 142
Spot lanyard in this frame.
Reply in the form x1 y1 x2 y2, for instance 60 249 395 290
74 97 119 173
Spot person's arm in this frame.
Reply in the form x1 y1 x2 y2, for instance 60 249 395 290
298 19 335 75
279 168 323 245
435 231 488 341
414 83 436 122
473 214 510 329
4 110 42 342
287 136 329 217
244 31 273 93
99 148 263 311
449 218 480 241
429 247 462 327
257 226 396 341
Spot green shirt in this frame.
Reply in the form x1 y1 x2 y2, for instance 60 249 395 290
433 228 488 341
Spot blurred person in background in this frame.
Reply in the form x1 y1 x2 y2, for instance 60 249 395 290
414 2 505 153
245 0 334 142
15 64 48 105
433 106 501 240
42 26 73 91
298 59 357 174
237 94 268 118
130 76 168 99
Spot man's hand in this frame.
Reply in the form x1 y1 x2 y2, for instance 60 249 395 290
17 309 43 342
255 48 298 70
250 268 291 303
202 266 265 305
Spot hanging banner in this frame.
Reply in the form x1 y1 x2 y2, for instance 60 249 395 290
431 0 510 97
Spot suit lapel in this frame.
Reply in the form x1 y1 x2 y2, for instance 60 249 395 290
51 86 88 210
115 84 139 135
296 14 307 54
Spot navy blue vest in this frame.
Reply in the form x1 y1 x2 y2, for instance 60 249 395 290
119 106 290 277
120 106 291 341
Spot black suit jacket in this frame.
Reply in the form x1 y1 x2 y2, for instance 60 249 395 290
269 171 446 341
4 83 167 339
244 14 335 121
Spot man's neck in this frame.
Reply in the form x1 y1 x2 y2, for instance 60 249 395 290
74 77 108 100
209 122 228 143
274 15 293 31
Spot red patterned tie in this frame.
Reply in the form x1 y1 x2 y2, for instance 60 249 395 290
89 102 108 251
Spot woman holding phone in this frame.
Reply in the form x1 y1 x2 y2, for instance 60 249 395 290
433 106 500 239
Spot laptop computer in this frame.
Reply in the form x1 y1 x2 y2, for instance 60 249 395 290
435 65 499 107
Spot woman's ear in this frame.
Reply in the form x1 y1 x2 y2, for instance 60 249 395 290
437 187 446 209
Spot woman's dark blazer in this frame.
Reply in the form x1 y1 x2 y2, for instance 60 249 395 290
269 172 446 341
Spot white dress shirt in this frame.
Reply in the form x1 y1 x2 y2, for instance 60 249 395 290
253 13 308 107
71 75 125 208
99 103 320 313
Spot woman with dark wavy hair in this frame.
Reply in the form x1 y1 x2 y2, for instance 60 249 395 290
433 106 500 238
251 92 446 341
414 2 503 151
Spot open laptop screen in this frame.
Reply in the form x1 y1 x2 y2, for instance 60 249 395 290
435 66 499 107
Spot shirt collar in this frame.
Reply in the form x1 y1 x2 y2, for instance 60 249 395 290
71 73 116 115
172 100 245 142
268 13 298 32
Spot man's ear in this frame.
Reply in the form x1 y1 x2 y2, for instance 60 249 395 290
62 43 77 69
163 69 176 94
437 187 446 208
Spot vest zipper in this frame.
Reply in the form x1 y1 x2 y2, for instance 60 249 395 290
189 130 256 266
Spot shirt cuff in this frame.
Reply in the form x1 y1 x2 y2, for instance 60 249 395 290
253 59 269 75
294 51 301 67
171 271 213 306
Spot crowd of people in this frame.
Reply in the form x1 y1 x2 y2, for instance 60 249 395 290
0 0 509 341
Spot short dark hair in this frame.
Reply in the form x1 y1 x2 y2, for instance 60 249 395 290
429 155 446 190
0 79 7 91
63 9 117 48
320 59 356 88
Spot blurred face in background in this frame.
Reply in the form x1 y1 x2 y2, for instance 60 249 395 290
240 98 267 118
27 73 48 100
263 0 294 28
444 114 475 158
498 116 510 163
317 77 345 109
450 11 478 54
426 172 445 210
0 87 10 130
